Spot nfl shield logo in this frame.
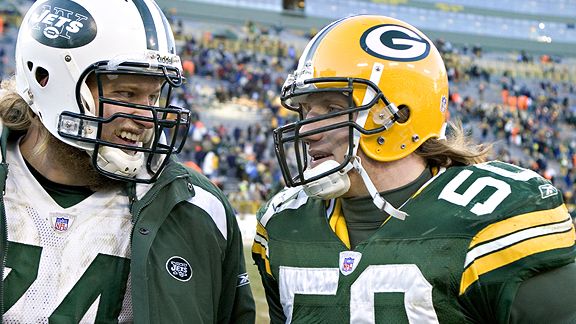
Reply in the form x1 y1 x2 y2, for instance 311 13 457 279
343 257 354 272
339 251 362 276
50 213 75 233
54 217 69 232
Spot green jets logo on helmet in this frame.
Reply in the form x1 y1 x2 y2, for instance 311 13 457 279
29 0 96 49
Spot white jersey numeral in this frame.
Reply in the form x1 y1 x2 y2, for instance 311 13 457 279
279 264 439 324
438 162 538 216
438 170 511 215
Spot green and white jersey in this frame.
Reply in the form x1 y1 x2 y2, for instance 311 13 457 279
252 161 576 323
3 142 132 322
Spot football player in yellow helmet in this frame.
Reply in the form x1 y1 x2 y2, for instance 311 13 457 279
253 15 576 323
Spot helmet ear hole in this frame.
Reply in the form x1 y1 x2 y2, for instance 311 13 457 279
396 104 410 124
35 66 49 87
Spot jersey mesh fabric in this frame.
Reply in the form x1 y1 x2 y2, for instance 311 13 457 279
3 141 134 323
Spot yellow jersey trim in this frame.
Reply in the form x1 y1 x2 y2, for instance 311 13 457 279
327 198 351 250
459 206 575 295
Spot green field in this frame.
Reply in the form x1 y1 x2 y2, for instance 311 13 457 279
244 245 270 323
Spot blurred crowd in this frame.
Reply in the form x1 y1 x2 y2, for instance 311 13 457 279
1 7 575 217
446 57 576 214
166 19 576 217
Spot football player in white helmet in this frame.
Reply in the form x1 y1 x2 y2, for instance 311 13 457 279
0 0 255 322
253 15 576 323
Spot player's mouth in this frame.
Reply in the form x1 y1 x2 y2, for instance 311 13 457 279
114 129 149 154
309 151 333 168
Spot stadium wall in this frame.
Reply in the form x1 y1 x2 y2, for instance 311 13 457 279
156 0 576 57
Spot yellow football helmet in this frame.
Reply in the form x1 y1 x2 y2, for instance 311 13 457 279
275 14 448 189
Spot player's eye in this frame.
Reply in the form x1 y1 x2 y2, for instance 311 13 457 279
149 94 159 104
326 104 343 114
112 91 134 100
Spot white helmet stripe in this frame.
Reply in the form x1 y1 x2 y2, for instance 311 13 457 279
151 1 176 54
352 62 384 156
132 0 159 51
145 0 172 53
297 16 346 71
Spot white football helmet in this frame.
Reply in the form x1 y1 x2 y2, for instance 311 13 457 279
15 0 190 183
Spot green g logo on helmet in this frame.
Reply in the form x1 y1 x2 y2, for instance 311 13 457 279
360 24 430 62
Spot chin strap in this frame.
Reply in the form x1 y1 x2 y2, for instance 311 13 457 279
350 156 408 220
302 156 408 220
96 146 144 178
303 159 352 200
302 62 407 219
345 62 407 220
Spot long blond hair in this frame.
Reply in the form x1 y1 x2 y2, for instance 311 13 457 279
415 122 491 168
0 77 51 157
0 77 122 190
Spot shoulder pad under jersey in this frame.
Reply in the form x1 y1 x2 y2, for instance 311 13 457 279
257 186 309 226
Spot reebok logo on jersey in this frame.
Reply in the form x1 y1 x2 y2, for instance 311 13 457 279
539 184 558 199
29 0 96 49
339 251 362 276
166 256 192 282
237 272 250 287
360 24 430 62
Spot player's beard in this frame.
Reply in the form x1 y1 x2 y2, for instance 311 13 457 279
46 135 124 192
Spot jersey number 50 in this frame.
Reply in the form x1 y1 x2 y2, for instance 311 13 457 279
438 162 539 215
280 264 439 323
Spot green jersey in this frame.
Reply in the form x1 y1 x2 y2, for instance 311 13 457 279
252 161 576 323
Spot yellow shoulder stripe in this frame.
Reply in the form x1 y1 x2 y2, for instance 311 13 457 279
469 205 569 249
459 210 575 295
256 222 268 240
460 228 574 295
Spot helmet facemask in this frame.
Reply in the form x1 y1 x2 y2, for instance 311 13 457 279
58 61 190 183
276 63 410 220
15 0 191 184
275 76 400 189
272 15 449 220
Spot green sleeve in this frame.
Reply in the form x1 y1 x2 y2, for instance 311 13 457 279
251 212 286 323
459 258 576 323
509 262 576 324
219 208 256 324
255 264 286 324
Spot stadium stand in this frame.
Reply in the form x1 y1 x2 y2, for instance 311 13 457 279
1 0 575 219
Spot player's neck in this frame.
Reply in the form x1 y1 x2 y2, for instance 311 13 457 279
345 152 427 198
20 125 93 186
